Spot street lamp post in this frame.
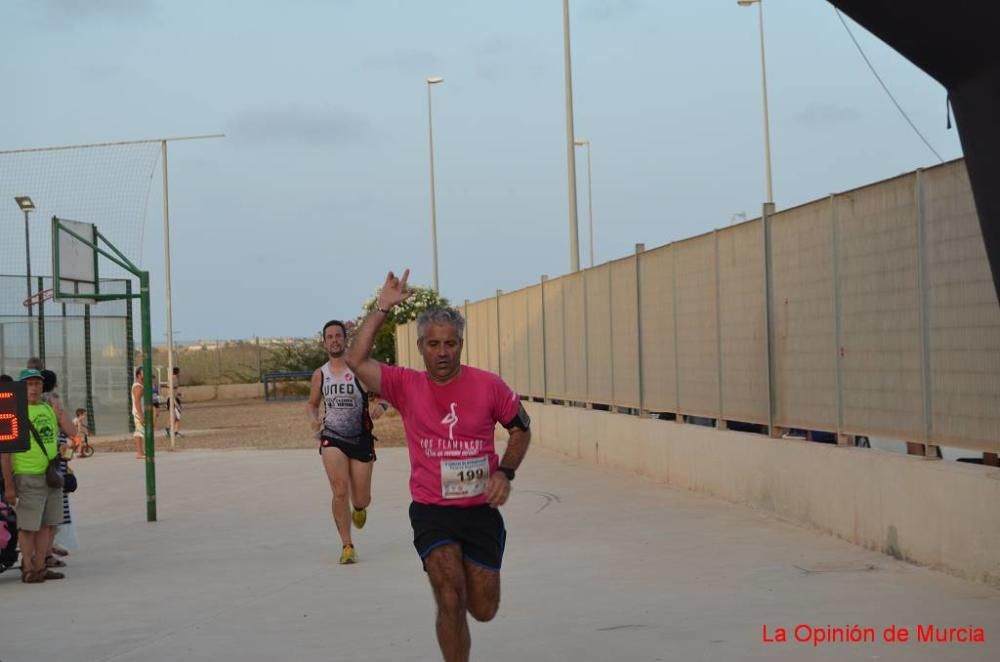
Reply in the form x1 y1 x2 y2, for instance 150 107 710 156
738 0 774 204
563 0 581 272
574 139 594 267
14 196 36 356
426 76 444 292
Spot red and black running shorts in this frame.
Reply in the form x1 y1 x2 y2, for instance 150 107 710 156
319 433 376 463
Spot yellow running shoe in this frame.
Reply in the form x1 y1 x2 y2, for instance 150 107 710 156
352 507 367 529
339 544 356 565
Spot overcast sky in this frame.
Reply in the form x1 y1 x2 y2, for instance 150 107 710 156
1 0 963 341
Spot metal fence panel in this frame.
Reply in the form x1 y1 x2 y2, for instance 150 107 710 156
923 162 1000 450
543 277 566 399
771 201 838 430
718 221 768 424
837 175 923 438
526 284 545 398
0 276 131 433
638 245 676 412
585 264 613 405
562 271 588 402
611 256 640 408
675 234 720 418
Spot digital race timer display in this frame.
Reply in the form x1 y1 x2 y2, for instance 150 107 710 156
0 381 30 453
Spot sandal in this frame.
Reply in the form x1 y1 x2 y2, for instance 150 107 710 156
52 546 70 557
43 570 65 580
46 556 67 568
22 570 46 584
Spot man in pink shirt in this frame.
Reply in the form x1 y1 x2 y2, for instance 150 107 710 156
346 269 531 662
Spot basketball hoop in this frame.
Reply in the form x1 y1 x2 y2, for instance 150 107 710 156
23 288 54 308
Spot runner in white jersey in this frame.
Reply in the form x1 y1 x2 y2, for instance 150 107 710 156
307 319 388 564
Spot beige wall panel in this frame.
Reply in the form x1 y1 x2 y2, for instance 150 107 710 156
771 201 837 430
585 264 613 404
469 301 486 370
611 256 640 408
478 301 491 371
498 292 516 386
837 176 923 438
461 302 476 369
486 295 500 374
562 271 588 402
511 289 533 395
526 285 546 398
675 234 720 417
395 323 405 368
462 302 475 368
543 278 566 399
923 162 1000 451
638 245 676 411
718 221 768 424
398 322 410 369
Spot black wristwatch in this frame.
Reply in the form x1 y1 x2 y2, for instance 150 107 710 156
497 466 515 481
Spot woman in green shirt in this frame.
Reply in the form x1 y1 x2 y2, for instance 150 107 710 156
0 368 72 583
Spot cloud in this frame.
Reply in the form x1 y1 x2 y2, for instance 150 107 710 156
229 107 370 147
585 0 646 22
40 0 155 20
474 35 518 82
794 103 861 127
363 49 440 75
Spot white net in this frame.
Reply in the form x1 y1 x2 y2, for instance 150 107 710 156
0 141 161 285
0 140 161 434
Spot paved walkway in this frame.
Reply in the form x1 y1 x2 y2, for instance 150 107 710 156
1 446 997 661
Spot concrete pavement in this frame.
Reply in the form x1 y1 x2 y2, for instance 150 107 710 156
1 446 998 661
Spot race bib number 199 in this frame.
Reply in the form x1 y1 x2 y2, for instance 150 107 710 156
440 456 490 499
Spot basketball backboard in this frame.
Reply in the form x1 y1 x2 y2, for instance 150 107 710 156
52 216 99 304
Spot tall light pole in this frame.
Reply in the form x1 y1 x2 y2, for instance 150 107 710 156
14 196 36 356
738 0 774 204
574 138 594 267
563 0 581 272
426 76 444 292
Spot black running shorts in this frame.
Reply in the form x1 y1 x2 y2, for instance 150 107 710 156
319 433 376 463
409 501 506 572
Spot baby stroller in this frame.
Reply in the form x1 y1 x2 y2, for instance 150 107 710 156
0 500 18 574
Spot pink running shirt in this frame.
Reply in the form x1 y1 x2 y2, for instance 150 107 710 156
379 364 521 507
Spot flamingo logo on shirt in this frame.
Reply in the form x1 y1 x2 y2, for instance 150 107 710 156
441 402 459 439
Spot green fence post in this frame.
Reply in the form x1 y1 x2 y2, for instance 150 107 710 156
126 281 135 435
84 303 96 435
37 276 46 364
140 271 156 522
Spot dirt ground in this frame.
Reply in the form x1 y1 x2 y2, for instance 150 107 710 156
93 399 408 453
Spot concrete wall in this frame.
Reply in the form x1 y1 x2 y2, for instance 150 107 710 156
183 383 264 402
523 401 1000 587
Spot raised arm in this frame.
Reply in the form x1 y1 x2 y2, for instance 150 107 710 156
345 269 413 394
49 393 77 440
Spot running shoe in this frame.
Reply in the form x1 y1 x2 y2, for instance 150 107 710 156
339 544 356 565
352 507 367 529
